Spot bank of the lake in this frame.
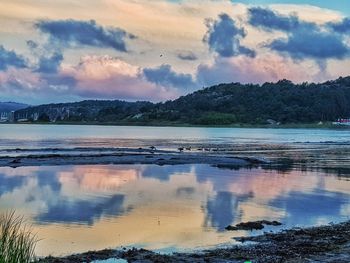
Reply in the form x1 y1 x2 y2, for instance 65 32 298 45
1 121 347 129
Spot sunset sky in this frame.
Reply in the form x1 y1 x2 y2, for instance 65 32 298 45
0 0 350 104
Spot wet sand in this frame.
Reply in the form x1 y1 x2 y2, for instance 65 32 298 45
38 220 350 262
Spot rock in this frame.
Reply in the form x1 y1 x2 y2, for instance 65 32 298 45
225 225 239 231
235 221 265 230
260 220 282 226
226 220 282 231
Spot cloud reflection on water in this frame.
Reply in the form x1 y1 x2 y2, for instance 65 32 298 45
0 164 349 256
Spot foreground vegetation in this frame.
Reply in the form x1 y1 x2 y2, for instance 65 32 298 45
0 212 37 263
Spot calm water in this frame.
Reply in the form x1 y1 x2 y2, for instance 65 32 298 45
0 125 350 256
0 164 349 256
0 124 350 150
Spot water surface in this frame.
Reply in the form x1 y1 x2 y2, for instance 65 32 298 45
0 164 349 257
1 124 350 150
1 124 350 256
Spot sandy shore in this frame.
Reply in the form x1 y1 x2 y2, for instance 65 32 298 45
0 148 263 168
38 220 350 262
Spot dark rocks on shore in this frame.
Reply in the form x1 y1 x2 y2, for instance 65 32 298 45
225 220 282 231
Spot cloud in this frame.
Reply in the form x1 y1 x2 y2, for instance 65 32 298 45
36 52 64 73
143 64 196 90
35 19 136 52
42 74 77 91
248 7 350 60
0 55 195 103
0 68 40 93
267 29 349 60
197 54 316 87
248 7 301 32
204 13 255 58
65 56 181 101
26 40 64 73
0 67 80 105
177 51 198 61
0 45 27 71
1 1 350 103
328 18 350 34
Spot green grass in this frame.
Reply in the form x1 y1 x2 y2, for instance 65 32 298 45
0 211 37 263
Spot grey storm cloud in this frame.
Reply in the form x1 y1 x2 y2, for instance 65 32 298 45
177 51 198 61
35 19 136 52
268 29 348 60
248 7 350 60
27 40 64 73
0 45 27 71
204 13 256 58
36 52 64 74
328 18 350 34
248 7 301 32
143 64 196 89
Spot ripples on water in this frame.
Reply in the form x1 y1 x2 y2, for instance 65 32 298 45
1 125 350 173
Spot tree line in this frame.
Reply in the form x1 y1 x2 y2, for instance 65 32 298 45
15 76 350 125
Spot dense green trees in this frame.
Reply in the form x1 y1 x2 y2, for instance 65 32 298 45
151 77 350 124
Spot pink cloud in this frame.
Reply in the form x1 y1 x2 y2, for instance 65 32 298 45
64 55 180 101
0 68 41 93
197 54 317 87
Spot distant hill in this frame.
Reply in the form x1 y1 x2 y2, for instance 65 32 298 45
15 76 350 125
15 100 153 122
0 102 29 112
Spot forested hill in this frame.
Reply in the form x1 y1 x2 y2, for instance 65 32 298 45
15 76 350 125
0 102 28 112
159 77 350 124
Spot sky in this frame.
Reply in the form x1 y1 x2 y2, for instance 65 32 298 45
0 0 350 104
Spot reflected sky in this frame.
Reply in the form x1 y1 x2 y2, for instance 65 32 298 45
0 164 349 256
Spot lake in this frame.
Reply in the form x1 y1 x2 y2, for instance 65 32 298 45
0 124 349 257
1 124 350 150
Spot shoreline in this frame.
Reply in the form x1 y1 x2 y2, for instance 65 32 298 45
38 220 350 262
1 121 349 130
